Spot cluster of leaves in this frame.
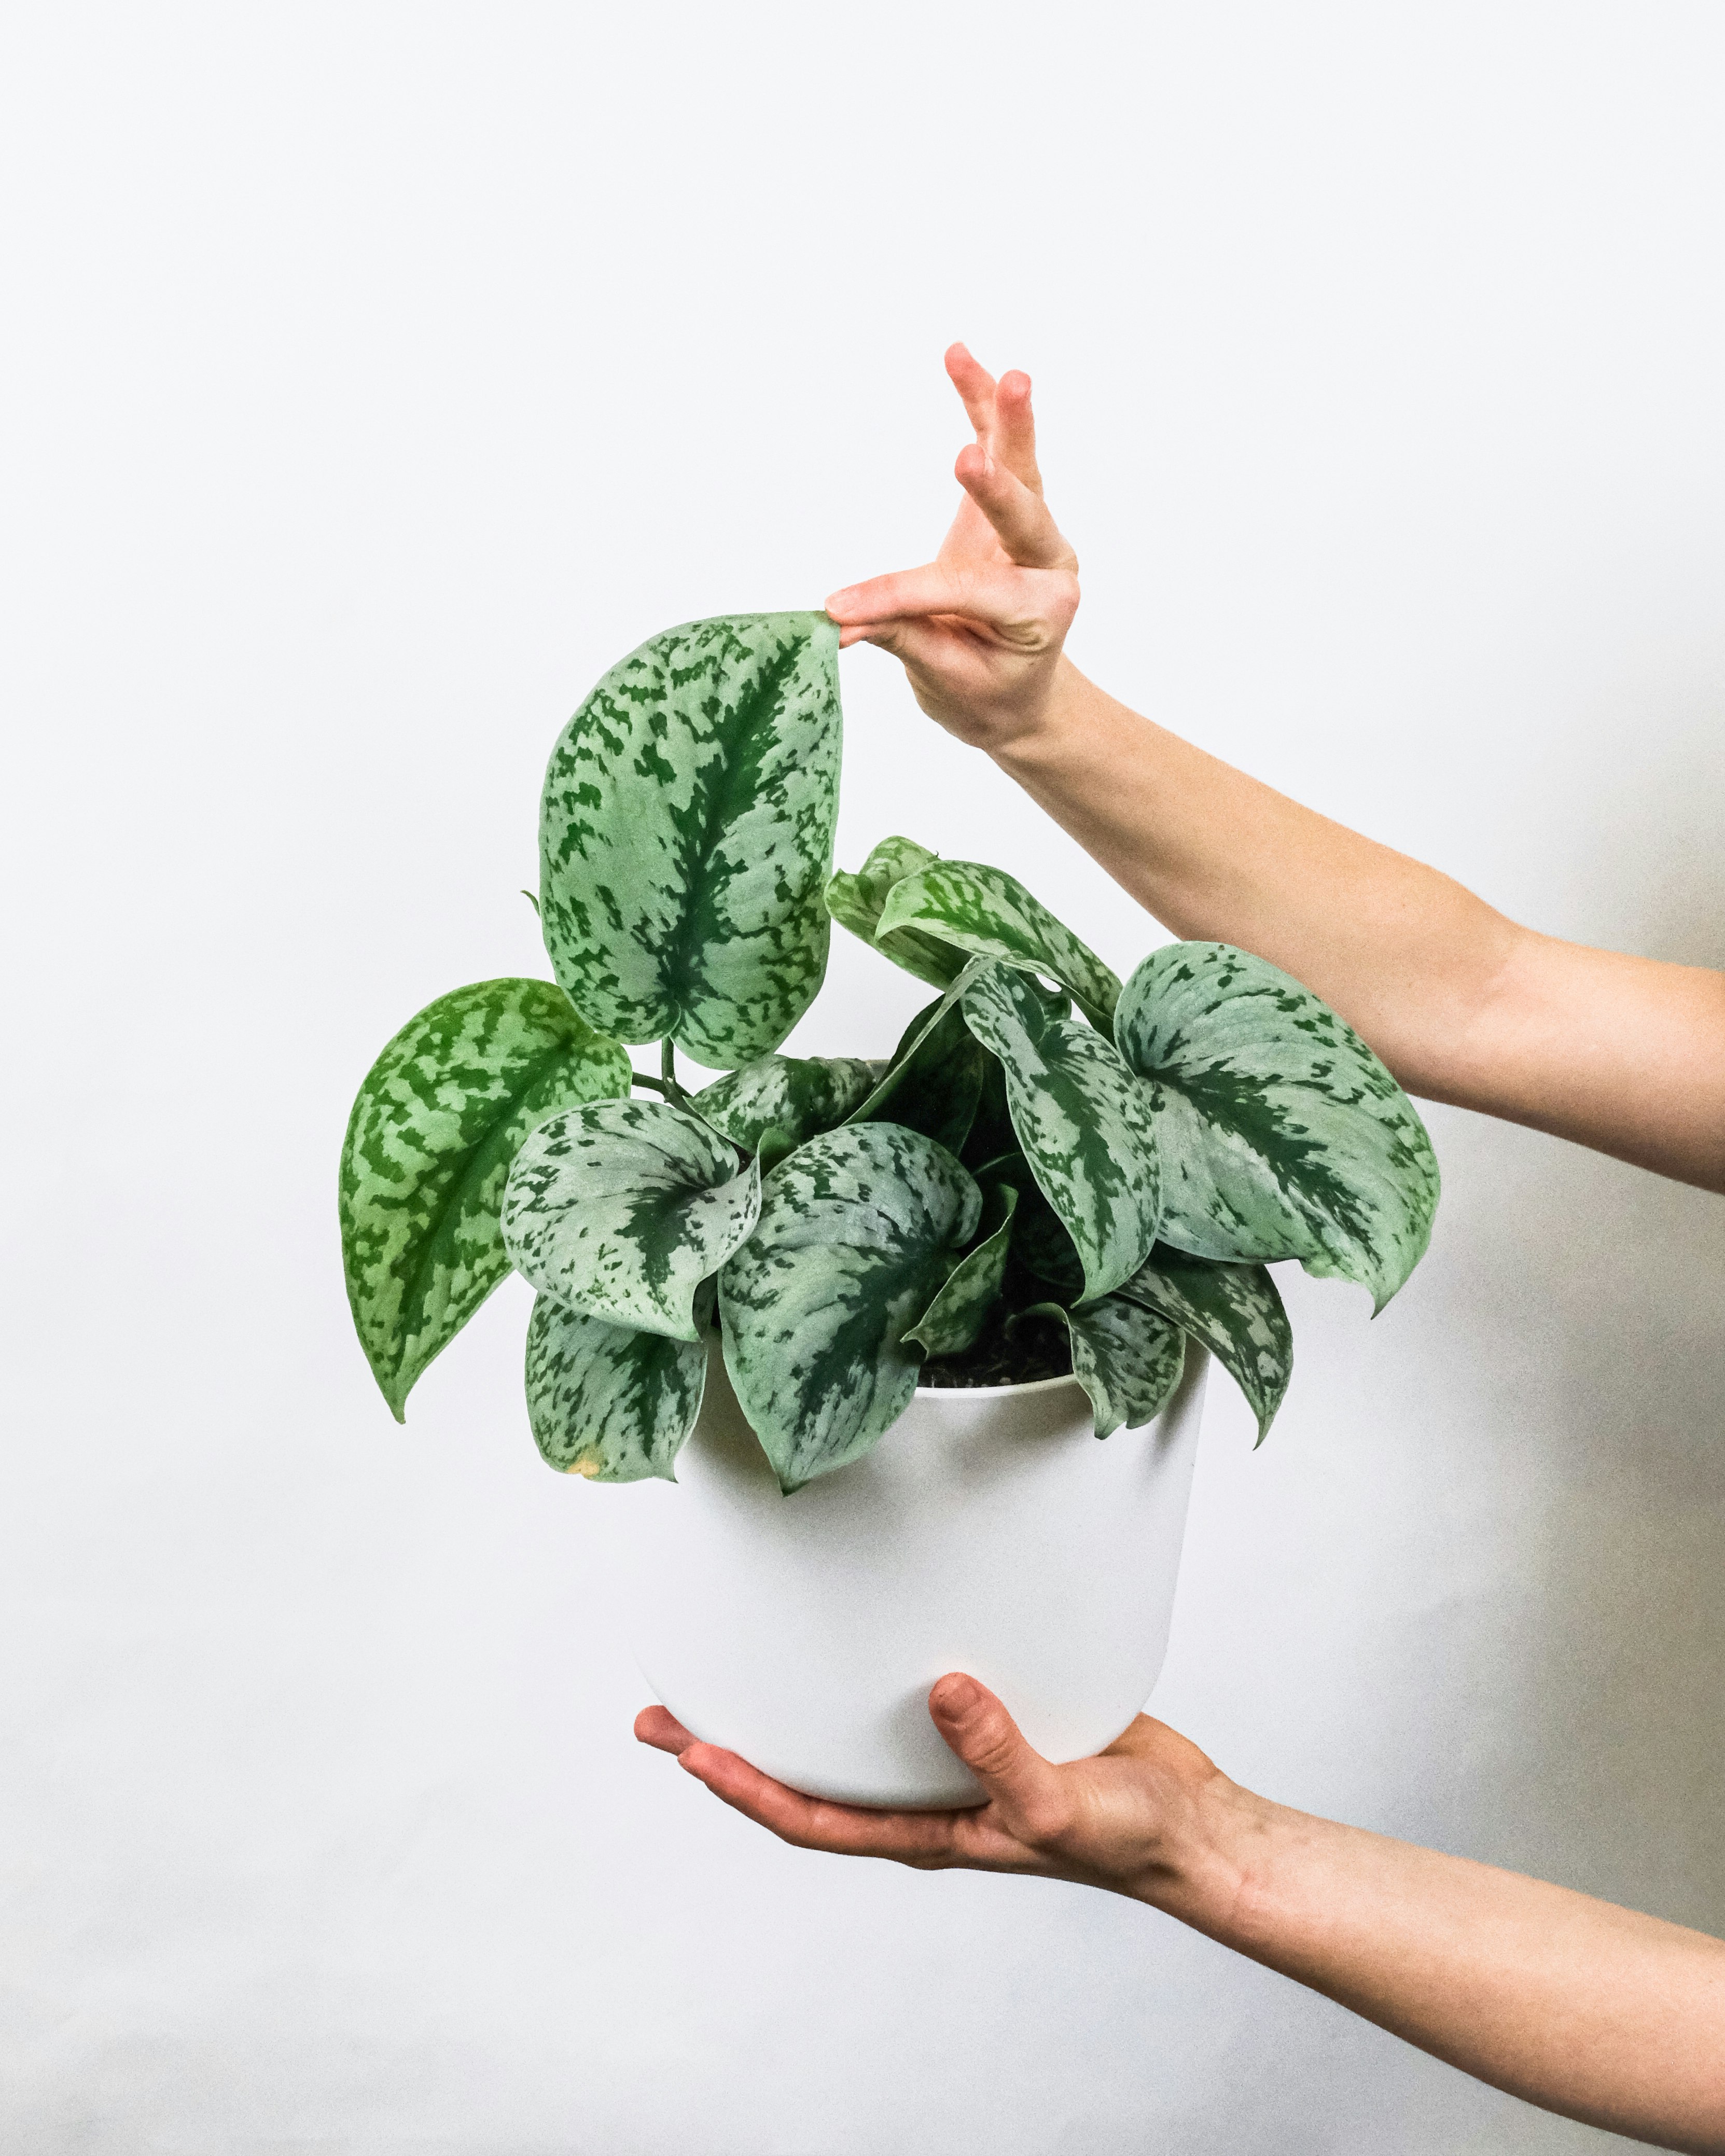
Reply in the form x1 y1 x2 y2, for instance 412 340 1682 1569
340 613 1440 1495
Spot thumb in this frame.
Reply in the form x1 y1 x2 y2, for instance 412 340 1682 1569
928 1674 1065 1821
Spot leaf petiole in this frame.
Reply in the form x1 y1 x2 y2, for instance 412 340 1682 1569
659 1037 690 1105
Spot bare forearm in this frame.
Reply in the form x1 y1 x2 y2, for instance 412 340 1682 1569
996 662 1725 1188
650 1678 1725 2146
1152 1779 1725 2151
996 662 1514 1082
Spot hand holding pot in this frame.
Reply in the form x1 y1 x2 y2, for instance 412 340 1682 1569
639 1680 1725 2149
636 1674 1236 1899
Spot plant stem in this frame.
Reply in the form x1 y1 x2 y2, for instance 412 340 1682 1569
657 1038 689 1105
630 1072 673 1096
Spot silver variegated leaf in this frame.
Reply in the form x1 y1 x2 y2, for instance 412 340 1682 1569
825 834 965 991
1117 1245 1291 1443
340 978 631 1421
524 1291 709 1481
877 859 1122 1032
539 613 842 1067
1022 1298 1188 1440
905 1185 1018 1359
502 1098 759 1342
960 1052 1019 1169
1115 943 1440 1310
970 1150 1087 1297
842 957 989 1128
719 1124 982 1493
852 991 986 1156
960 963 1162 1303
694 1053 879 1154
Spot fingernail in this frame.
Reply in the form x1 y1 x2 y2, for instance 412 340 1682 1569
930 1674 981 1719
825 589 856 615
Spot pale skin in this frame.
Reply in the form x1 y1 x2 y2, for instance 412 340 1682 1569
637 347 1725 2149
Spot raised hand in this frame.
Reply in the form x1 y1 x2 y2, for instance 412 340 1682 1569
825 344 1082 753
634 1673 1241 1905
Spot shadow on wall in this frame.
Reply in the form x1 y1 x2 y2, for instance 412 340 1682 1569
1144 714 1725 2156
1408 740 1725 1930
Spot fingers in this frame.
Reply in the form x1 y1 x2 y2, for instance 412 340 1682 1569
953 443 1072 571
827 563 999 628
992 370 1042 493
944 341 998 439
635 1691 1075 1875
927 1675 1072 1839
840 617 964 669
678 1740 962 1866
634 1704 695 1755
945 344 1043 492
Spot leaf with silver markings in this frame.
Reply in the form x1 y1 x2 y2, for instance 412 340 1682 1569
720 1123 982 1491
340 977 630 1420
502 1097 759 1342
961 962 1162 1302
524 1290 710 1481
905 1185 1019 1359
878 858 1122 1032
1019 1296 1188 1440
1116 1244 1292 1444
1115 943 1439 1310
539 613 842 1067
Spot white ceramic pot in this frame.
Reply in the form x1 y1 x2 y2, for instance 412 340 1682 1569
610 1340 1210 1809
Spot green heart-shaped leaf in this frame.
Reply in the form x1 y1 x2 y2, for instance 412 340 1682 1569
719 1124 982 1492
1116 1245 1291 1443
695 1053 879 1154
502 1098 759 1342
959 1052 1029 1171
1115 944 1440 1310
1020 1297 1188 1440
340 978 631 1421
905 1184 1018 1359
524 1290 710 1481
841 957 988 1129
852 991 987 1155
526 1285 716 1475
539 613 842 1067
970 1150 1087 1298
825 834 964 991
877 859 1122 1031
960 963 1162 1302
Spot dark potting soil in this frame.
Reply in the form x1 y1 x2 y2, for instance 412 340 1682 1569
916 1305 1075 1390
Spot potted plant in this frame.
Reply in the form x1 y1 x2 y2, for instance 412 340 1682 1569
339 612 1440 1805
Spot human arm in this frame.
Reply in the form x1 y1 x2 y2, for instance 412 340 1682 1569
638 1681 1725 2153
825 345 1725 1191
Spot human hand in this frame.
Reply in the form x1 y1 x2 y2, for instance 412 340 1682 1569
635 1673 1252 1913
641 1681 1725 2148
825 345 1082 754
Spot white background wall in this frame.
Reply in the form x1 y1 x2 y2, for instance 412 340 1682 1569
4 5 1722 2150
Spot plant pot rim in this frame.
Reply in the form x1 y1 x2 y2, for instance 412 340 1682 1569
912 1370 1085 1402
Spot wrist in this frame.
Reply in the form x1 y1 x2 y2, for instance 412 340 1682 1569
1128 1769 1284 1936
985 656 1096 771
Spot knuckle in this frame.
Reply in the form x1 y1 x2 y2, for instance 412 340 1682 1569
965 1723 1023 1781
